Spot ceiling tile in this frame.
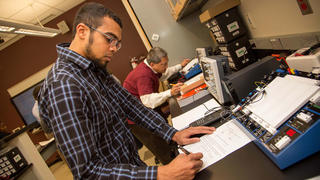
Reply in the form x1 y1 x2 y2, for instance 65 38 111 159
10 2 51 23
30 8 62 25
0 0 85 50
35 0 66 7
54 0 85 11
0 0 32 18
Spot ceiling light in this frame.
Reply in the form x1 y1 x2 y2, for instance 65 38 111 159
0 18 60 38
0 25 15 32
14 29 58 37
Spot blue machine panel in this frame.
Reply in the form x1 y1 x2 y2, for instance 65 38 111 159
233 74 320 169
184 64 202 80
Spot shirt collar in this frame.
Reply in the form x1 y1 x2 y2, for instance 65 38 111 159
56 43 92 70
144 59 159 74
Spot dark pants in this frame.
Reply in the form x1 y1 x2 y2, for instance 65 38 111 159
129 102 176 165
129 123 176 165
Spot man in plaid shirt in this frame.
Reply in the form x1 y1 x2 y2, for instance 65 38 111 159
38 2 215 180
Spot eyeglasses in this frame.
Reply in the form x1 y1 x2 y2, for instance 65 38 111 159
86 24 121 51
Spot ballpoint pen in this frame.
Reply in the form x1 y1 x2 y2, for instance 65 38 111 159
178 145 190 155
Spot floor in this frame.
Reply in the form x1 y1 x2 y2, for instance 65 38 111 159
50 145 158 179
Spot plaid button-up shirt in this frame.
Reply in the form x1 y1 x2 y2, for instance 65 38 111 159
39 43 177 179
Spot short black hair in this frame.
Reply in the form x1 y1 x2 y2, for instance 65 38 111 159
72 2 122 39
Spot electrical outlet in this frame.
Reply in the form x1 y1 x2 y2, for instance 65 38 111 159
299 34 318 47
151 33 160 41
280 37 302 50
269 38 283 50
57 20 70 34
246 13 256 29
251 32 320 50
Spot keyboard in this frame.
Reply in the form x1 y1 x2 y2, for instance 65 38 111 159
189 109 229 127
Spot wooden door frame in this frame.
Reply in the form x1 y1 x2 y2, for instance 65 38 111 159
121 0 152 51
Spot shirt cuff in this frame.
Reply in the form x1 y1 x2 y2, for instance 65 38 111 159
164 89 172 97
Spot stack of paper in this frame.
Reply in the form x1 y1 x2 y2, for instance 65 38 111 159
182 120 252 171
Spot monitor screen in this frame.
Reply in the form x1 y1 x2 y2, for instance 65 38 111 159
11 81 43 127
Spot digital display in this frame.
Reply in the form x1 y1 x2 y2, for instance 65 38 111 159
286 129 296 137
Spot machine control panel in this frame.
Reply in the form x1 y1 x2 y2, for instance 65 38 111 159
236 102 319 154
232 74 320 169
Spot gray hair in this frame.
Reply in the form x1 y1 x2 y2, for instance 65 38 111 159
146 47 168 64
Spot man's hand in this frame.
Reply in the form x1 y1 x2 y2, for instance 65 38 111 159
172 126 215 145
180 58 191 67
157 152 203 180
170 82 184 96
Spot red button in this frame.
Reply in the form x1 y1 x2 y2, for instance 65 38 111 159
286 129 296 137
301 3 307 10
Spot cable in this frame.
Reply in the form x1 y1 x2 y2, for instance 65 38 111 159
202 103 209 111
29 3 44 28
220 109 232 121
254 81 266 88
250 90 265 104
204 106 220 116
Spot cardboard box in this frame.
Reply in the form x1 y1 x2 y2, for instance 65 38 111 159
199 0 240 23
180 74 205 94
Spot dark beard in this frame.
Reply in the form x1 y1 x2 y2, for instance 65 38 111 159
92 59 108 72
85 34 108 71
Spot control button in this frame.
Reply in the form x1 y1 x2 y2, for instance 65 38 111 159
297 112 312 123
13 155 21 162
19 162 25 167
286 129 297 137
275 135 291 150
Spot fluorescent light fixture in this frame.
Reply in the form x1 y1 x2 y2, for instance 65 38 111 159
14 29 58 37
0 18 60 38
0 25 15 32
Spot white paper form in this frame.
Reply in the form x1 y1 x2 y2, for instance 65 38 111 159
182 120 252 171
172 98 221 130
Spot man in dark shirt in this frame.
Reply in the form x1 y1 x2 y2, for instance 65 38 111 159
38 2 215 179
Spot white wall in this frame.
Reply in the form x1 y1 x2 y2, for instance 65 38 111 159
128 0 215 66
202 0 320 49
237 0 320 38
